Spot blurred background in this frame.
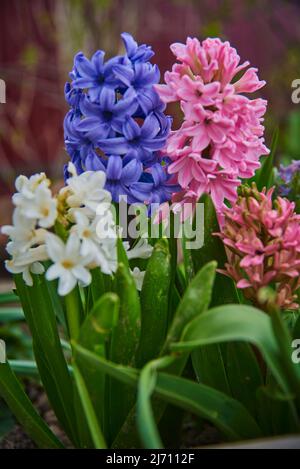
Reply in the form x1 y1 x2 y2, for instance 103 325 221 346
0 0 300 277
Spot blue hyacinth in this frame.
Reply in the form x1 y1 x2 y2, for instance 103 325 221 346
63 32 178 206
277 160 300 213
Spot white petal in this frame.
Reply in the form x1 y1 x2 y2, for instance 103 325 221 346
31 262 45 275
22 267 33 287
131 267 145 291
58 271 77 296
72 265 91 286
45 233 65 262
66 232 80 257
46 263 63 281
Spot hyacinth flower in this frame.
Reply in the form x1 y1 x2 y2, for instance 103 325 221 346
64 33 178 207
217 184 300 311
2 165 154 294
155 37 270 215
277 160 300 213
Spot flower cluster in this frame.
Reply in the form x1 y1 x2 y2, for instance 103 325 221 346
64 33 178 206
2 165 152 295
277 160 300 212
156 37 269 213
218 184 300 310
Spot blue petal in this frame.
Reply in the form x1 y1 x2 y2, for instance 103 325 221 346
121 32 138 57
98 137 130 154
74 52 96 78
106 155 123 180
123 118 141 141
91 50 105 75
141 113 160 139
112 64 134 87
99 87 116 110
122 158 143 184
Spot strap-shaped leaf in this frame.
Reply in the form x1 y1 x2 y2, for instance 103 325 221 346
0 362 63 448
73 364 107 449
161 260 216 354
137 239 171 366
137 356 175 449
73 344 262 443
0 291 19 305
256 127 278 191
76 292 119 443
0 307 24 322
109 263 141 442
171 304 293 396
14 274 77 444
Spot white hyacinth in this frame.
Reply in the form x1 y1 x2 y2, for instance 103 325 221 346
131 267 145 291
13 173 57 228
3 166 152 296
124 237 153 260
5 244 48 287
64 165 111 213
45 232 94 296
71 210 117 275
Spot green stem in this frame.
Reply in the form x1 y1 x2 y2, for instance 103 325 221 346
65 289 81 341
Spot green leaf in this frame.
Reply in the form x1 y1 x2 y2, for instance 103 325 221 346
0 307 24 322
0 292 19 305
191 194 238 306
161 261 216 354
90 268 106 304
256 385 300 435
256 127 279 190
73 344 262 442
137 356 176 449
0 362 63 448
111 264 141 365
14 274 77 444
225 343 263 416
270 309 300 404
76 293 119 436
109 263 141 442
73 364 107 449
117 237 130 268
293 313 300 340
8 360 40 379
171 304 294 396
0 400 15 441
192 344 231 395
137 239 171 366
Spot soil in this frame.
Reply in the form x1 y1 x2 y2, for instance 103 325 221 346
0 382 221 449
0 382 72 449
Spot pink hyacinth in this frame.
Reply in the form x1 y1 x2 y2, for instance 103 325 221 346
218 184 300 311
155 37 269 213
